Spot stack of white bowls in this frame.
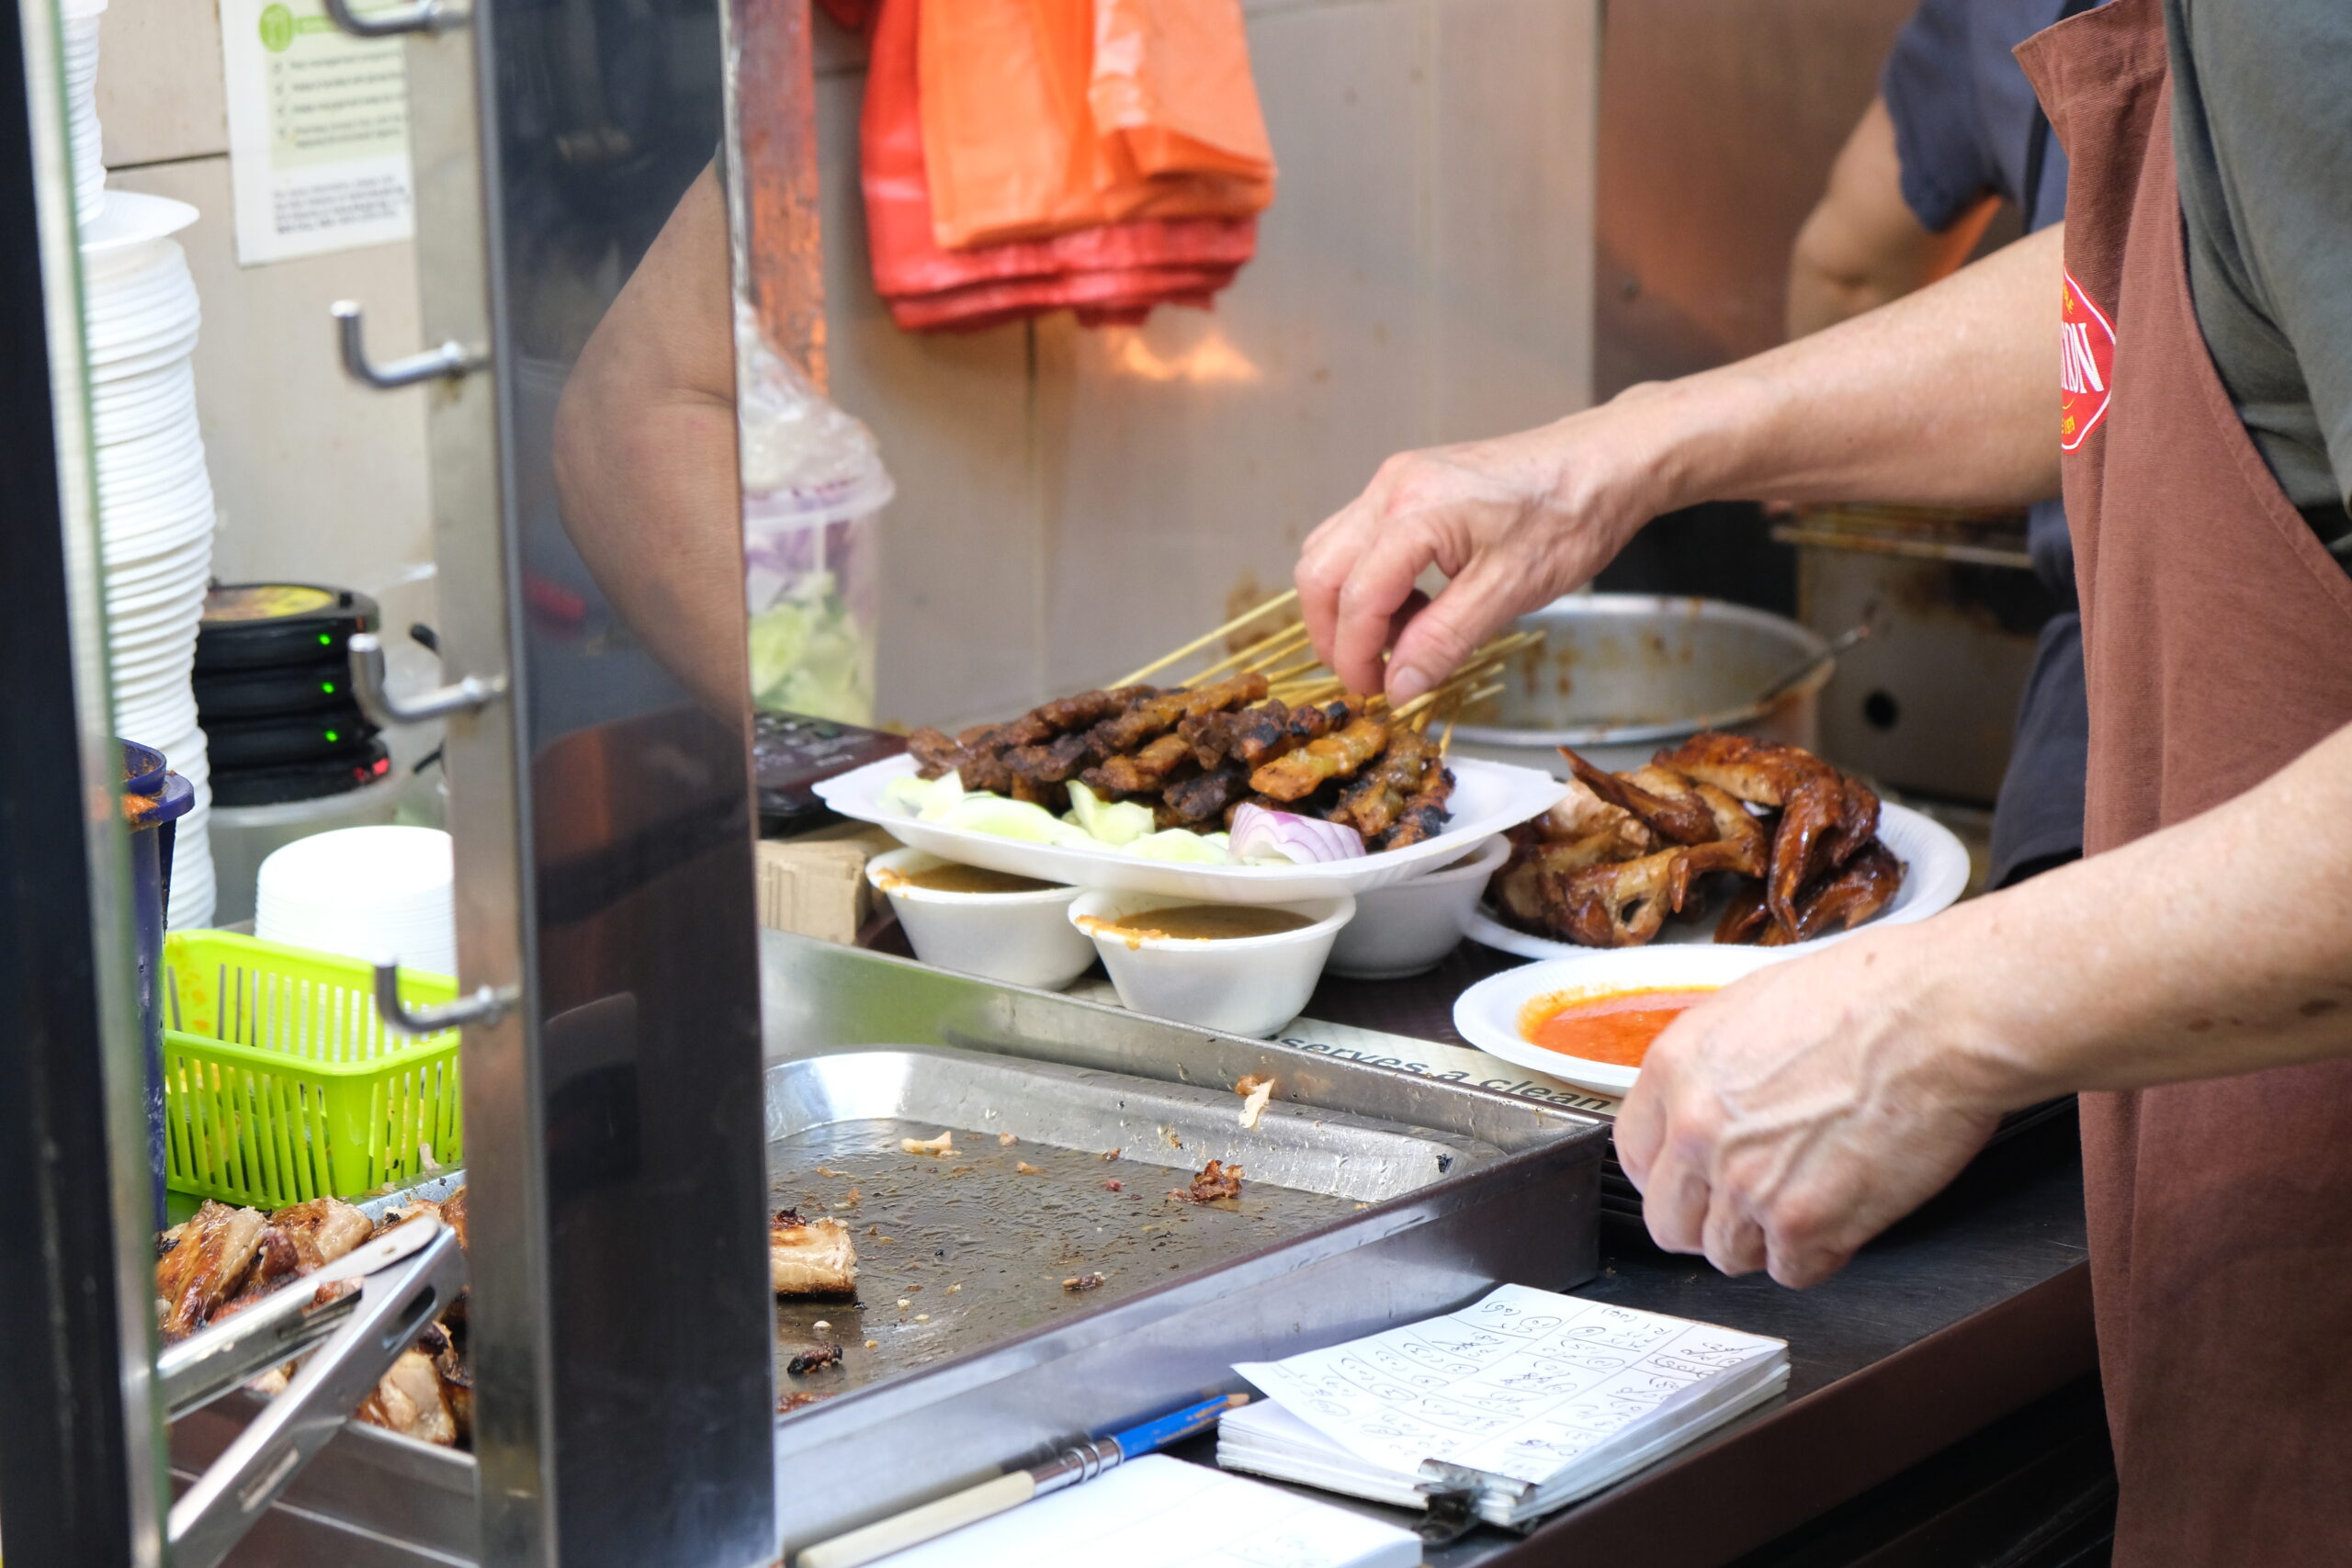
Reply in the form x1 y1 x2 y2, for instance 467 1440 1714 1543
61 0 106 229
85 190 220 928
255 827 458 978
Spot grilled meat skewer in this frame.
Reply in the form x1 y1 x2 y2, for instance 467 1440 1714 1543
1250 716 1388 800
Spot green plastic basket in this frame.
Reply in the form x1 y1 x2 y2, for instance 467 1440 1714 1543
160 931 464 1208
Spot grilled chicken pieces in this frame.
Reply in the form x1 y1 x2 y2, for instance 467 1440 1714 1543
160 1190 477 1450
770 1209 858 1296
156 1201 269 1340
1492 734 1902 948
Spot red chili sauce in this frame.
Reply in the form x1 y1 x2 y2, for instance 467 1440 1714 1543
1518 987 1717 1067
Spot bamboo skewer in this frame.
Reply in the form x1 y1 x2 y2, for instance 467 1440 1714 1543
1114 589 1298 687
1176 621 1309 689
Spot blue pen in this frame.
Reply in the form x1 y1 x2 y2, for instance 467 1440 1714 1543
795 1393 1249 1568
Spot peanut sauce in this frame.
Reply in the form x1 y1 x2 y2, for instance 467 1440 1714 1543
1080 904 1313 943
1518 987 1718 1067
887 863 1060 895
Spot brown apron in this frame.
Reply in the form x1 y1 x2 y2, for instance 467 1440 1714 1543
2018 2 2352 1560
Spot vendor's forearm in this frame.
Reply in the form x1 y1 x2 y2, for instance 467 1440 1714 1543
1650 224 2064 516
1921 719 2352 1106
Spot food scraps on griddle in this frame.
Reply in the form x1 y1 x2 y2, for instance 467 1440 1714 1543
786 1343 844 1376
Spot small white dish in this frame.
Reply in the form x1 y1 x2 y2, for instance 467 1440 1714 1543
1453 945 1800 1095
1326 834 1510 980
866 847 1095 991
1068 888 1355 1039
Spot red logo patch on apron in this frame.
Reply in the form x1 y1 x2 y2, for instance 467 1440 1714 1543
2060 268 2115 451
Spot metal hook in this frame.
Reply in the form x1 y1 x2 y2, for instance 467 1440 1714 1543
348 631 506 726
373 961 519 1035
332 301 487 389
322 0 463 38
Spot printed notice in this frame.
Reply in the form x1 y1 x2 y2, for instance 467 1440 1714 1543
221 0 413 264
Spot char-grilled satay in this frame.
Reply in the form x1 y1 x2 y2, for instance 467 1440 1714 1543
1250 715 1389 801
1085 732 1194 795
1006 728 1102 786
1163 761 1249 823
1090 672 1268 756
1378 759 1455 850
1181 698 1291 770
914 687 1155 785
1330 729 1435 838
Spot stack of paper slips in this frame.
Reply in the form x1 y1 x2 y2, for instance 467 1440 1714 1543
1221 1283 1789 1529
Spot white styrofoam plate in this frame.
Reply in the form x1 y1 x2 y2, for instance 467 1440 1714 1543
814 752 1568 905
1453 945 1802 1095
1464 799 1970 963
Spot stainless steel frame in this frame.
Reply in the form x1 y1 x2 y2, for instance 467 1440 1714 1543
317 0 776 1560
0 0 170 1560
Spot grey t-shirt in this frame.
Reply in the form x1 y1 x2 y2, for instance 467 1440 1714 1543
2167 0 2352 552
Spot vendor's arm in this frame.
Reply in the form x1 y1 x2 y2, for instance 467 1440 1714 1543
553 164 751 717
1786 96 1995 338
1295 224 2062 704
1616 716 2352 1289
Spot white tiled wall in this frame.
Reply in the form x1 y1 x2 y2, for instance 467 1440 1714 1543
95 0 432 601
93 0 1595 728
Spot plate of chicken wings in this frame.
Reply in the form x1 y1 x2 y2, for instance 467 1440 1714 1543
1467 733 1969 960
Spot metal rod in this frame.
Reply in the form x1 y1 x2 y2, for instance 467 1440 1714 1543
347 630 506 725
371 960 518 1034
322 0 462 39
331 301 487 389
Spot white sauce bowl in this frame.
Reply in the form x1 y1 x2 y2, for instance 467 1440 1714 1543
867 848 1096 991
1067 888 1356 1038
1325 834 1510 980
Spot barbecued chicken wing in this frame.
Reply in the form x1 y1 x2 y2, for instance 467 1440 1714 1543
1560 749 1719 846
156 1201 267 1340
1778 840 1905 942
1657 733 1876 934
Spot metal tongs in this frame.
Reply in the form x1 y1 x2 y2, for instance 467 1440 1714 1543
159 1216 467 1568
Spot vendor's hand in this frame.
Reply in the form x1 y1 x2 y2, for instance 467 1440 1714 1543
1612 929 2009 1288
1294 396 1679 704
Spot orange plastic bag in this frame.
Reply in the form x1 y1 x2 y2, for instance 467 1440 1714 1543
919 0 1273 249
864 0 1257 331
1090 0 1274 186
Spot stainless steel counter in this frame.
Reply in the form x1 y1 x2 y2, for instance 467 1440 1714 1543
173 935 2094 1566
1189 1116 2094 1566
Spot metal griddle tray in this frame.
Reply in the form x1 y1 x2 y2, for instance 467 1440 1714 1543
165 938 1611 1566
767 1043 1509 1399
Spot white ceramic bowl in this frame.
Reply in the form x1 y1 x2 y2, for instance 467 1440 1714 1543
1453 944 1801 1095
1325 834 1510 980
867 847 1095 991
1068 888 1354 1038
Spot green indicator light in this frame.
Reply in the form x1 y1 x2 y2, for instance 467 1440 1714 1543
321 682 335 694
318 632 333 645
324 729 340 743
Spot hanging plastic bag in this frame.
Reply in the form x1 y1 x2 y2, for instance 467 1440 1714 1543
915 0 1272 249
1090 0 1274 186
863 0 1258 330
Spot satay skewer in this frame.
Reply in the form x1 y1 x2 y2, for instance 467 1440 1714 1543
1114 589 1299 687
1195 621 1312 683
